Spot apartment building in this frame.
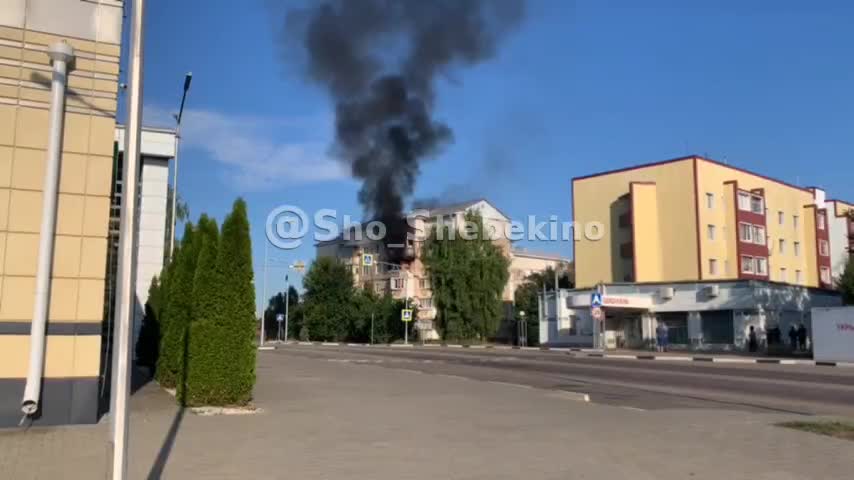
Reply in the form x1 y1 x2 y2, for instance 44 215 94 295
316 199 568 339
0 1 124 426
547 156 844 351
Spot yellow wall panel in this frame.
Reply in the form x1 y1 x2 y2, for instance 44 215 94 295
15 107 49 150
0 104 17 145
94 60 119 76
92 78 117 94
73 335 102 377
0 26 24 42
631 183 662 282
0 146 12 187
0 336 29 378
0 45 22 61
62 112 91 154
85 154 112 196
89 116 116 156
82 195 110 237
53 235 82 278
56 193 85 236
95 43 120 56
0 189 9 230
19 87 50 103
0 64 20 80
48 278 79 321
4 232 39 276
79 237 107 279
0 276 35 320
0 84 18 99
8 189 43 232
0 233 5 275
11 147 46 190
68 74 95 91
21 49 49 65
76 278 105 321
59 153 87 194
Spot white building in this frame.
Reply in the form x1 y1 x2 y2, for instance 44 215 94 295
825 199 853 282
113 125 176 351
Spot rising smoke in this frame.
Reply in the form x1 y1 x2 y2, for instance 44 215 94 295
286 0 525 222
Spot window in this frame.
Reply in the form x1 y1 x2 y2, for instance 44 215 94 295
739 223 753 242
818 213 826 230
793 215 799 229
778 211 784 225
737 192 751 211
778 239 785 255
753 225 766 246
709 259 718 275
391 277 404 290
750 195 764 214
779 267 787 282
795 270 803 284
707 224 716 241
419 278 429 290
701 311 734 344
741 255 754 274
420 297 433 309
755 257 768 276
794 241 801 257
820 267 831 284
819 239 829 257
706 193 715 209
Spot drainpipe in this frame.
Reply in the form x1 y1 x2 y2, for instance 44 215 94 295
21 42 75 416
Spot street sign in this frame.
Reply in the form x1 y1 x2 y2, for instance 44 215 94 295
276 313 284 323
362 254 373 266
591 306 604 321
591 292 603 308
401 309 413 322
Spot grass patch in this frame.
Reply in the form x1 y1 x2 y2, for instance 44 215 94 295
778 421 854 441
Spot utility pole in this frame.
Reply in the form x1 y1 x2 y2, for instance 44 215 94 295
112 0 145 478
283 273 289 342
168 72 192 261
260 239 268 346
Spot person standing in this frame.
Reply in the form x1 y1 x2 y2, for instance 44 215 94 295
788 325 798 352
797 323 808 351
748 325 758 353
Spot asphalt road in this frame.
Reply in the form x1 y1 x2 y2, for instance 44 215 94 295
273 344 854 417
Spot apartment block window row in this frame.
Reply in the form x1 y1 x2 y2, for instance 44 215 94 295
706 192 715 209
820 267 831 285
737 191 764 214
738 222 766 245
741 255 768 275
819 239 829 257
818 212 826 230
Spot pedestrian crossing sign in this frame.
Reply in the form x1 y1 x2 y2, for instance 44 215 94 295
401 309 413 322
591 292 602 307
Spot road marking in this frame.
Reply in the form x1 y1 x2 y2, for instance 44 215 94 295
257 346 275 351
487 381 532 389
712 358 756 364
435 374 469 381
548 391 590 403
654 356 693 362
321 342 340 346
446 344 464 348
605 354 637 360
297 342 313 346
469 345 487 349
620 406 646 412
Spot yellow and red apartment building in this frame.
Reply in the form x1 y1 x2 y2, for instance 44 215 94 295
540 156 847 350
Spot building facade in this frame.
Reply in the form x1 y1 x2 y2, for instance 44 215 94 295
557 155 848 351
0 0 124 426
317 199 568 339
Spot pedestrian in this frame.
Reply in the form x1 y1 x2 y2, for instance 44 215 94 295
655 322 664 352
788 325 798 352
660 322 669 353
797 323 808 351
748 326 758 353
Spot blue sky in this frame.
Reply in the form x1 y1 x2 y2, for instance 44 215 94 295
136 0 854 310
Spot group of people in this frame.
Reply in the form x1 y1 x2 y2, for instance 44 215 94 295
762 323 810 352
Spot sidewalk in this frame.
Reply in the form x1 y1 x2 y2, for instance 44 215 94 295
2 350 854 479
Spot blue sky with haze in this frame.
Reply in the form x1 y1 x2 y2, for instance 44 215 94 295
135 0 854 309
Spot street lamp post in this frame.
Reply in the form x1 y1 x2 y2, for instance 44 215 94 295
169 72 192 262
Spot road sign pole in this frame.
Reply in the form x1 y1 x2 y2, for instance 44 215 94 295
283 273 289 342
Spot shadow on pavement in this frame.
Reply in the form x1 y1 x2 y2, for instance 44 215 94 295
146 407 185 480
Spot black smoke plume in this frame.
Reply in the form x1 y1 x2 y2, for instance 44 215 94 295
286 0 525 225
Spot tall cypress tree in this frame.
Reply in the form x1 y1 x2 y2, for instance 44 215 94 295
156 222 197 389
212 198 256 404
183 217 223 404
135 276 162 372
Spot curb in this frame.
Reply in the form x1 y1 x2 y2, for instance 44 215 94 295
279 341 854 368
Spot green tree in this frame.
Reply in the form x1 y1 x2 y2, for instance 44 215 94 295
182 216 224 404
156 222 197 388
423 211 510 341
135 276 162 372
301 257 356 341
263 286 299 341
201 198 257 404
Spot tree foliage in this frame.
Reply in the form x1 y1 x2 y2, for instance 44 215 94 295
263 286 299 341
423 211 510 341
512 264 574 346
151 199 258 406
136 276 162 370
